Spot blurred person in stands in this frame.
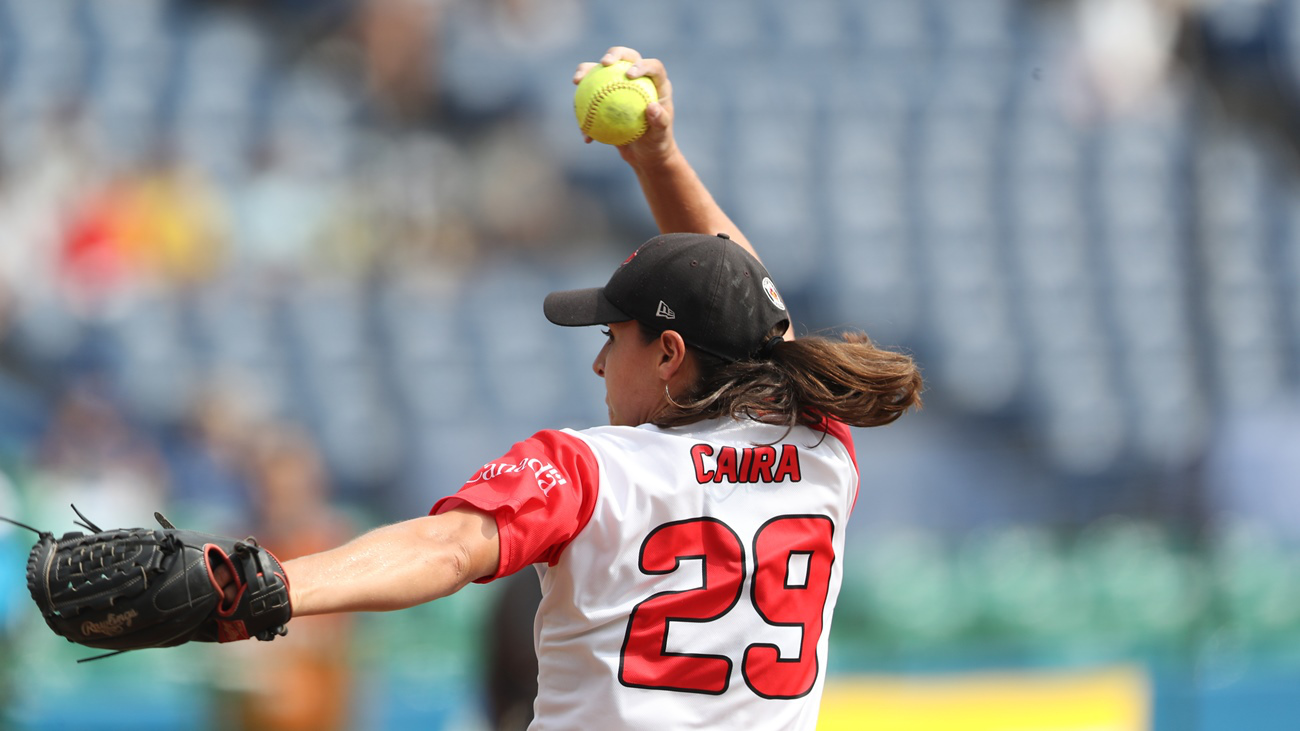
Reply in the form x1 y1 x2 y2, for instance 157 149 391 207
484 569 542 730
356 0 450 124
1071 0 1187 117
32 379 167 529
0 469 24 716
165 381 264 532
213 424 356 731
0 281 54 450
59 157 225 306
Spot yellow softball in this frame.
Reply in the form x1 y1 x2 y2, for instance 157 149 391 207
574 60 658 146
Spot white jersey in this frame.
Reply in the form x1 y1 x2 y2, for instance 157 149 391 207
434 416 859 730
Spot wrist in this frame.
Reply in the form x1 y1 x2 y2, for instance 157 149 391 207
624 139 684 175
283 558 310 616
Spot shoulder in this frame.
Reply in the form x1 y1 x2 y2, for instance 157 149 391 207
811 417 854 448
809 417 856 464
456 428 604 501
563 423 675 450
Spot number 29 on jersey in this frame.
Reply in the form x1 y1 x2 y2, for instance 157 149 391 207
618 514 835 699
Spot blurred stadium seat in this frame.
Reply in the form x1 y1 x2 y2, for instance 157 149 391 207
2 0 1300 729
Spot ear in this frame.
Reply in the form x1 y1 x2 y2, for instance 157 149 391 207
655 330 689 382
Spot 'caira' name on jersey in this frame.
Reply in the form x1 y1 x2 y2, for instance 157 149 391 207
690 444 802 484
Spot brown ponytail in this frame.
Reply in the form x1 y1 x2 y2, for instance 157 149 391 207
651 328 923 430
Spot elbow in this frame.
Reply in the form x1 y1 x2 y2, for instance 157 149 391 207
444 538 479 593
416 510 499 600
419 528 477 600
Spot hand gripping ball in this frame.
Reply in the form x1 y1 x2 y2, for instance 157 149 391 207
574 61 658 146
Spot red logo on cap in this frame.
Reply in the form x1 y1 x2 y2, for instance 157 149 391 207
621 249 639 266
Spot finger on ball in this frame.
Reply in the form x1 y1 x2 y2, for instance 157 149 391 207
575 62 597 82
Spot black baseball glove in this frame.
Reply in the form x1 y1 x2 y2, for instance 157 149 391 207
8 508 291 657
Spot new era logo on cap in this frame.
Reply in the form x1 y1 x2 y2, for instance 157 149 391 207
656 301 676 319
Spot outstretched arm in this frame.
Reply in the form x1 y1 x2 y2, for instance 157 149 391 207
279 507 499 616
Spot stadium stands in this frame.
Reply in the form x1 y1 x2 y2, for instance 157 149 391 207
3 0 1300 728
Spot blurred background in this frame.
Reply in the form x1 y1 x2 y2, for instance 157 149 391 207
0 0 1298 729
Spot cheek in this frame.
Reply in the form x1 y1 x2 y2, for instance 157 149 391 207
614 351 659 402
606 349 633 391
604 342 648 398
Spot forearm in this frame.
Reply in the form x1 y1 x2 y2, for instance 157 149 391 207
630 147 794 337
284 510 498 616
629 147 759 264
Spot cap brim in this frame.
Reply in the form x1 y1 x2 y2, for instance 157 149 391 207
543 287 632 327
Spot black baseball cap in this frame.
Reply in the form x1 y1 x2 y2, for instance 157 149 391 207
543 232 790 362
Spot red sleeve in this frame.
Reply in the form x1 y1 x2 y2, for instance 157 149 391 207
812 417 859 514
431 430 599 583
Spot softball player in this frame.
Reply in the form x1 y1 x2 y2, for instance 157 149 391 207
276 48 923 729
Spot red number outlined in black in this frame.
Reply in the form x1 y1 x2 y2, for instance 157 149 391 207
618 518 746 694
743 515 835 700
617 515 835 698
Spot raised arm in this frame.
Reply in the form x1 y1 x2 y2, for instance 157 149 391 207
574 47 759 265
